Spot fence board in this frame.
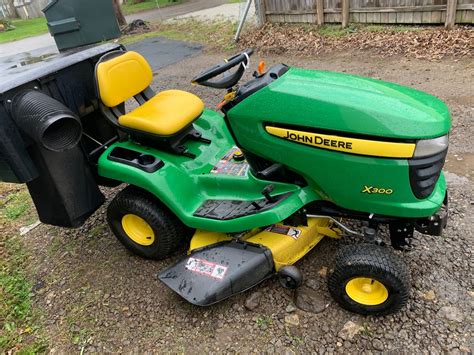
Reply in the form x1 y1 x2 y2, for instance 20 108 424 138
262 0 473 24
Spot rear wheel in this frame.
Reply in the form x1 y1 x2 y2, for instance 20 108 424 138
107 186 192 260
328 243 411 315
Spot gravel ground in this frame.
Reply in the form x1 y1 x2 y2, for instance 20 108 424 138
11 51 474 353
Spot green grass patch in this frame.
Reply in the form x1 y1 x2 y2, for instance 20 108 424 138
315 24 351 38
0 17 48 44
0 236 47 352
121 19 238 50
121 0 182 15
0 186 45 352
1 190 32 221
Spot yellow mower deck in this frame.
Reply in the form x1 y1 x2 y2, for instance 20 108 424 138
189 217 341 270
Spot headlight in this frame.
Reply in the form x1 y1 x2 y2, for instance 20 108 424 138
414 135 449 158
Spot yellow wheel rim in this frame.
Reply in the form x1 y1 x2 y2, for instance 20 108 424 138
121 214 155 246
345 277 389 306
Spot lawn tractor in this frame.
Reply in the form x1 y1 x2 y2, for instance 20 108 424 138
0 45 450 315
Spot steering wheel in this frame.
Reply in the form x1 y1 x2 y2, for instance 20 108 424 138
192 48 254 89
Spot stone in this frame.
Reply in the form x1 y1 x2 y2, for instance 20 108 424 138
286 303 297 313
318 267 328 277
423 290 436 301
372 339 384 351
244 291 263 311
232 303 242 312
438 306 464 323
305 278 319 290
338 321 364 341
284 314 300 327
295 286 329 314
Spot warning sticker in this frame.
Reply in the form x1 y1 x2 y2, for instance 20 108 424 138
265 225 302 240
210 146 249 177
185 257 228 280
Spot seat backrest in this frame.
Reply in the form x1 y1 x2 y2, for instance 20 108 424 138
96 51 153 108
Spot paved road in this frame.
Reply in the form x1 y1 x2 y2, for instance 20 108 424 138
0 33 56 58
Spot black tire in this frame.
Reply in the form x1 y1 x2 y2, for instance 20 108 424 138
328 243 411 316
107 186 192 260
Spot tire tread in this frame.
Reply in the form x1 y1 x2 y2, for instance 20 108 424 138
107 185 191 259
328 243 411 315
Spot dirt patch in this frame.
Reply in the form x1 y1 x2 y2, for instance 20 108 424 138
445 153 474 181
1 51 473 353
239 24 474 60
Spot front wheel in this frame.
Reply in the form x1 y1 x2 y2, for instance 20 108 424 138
328 243 411 316
107 186 191 260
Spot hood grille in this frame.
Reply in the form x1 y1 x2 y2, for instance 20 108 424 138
409 150 447 199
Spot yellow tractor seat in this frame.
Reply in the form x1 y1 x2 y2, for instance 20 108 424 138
119 89 204 136
95 50 209 157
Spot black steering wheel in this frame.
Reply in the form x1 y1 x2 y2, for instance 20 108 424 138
192 48 254 89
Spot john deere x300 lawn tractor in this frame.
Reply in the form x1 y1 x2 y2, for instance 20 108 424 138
0 46 450 315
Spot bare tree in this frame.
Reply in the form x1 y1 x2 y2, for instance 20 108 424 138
112 0 127 26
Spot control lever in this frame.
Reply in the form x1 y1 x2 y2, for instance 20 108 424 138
262 184 276 203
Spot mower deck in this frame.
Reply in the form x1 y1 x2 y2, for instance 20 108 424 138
158 217 341 305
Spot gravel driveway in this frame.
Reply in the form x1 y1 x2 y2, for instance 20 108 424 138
14 50 474 353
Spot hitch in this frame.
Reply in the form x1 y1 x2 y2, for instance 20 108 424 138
415 193 448 236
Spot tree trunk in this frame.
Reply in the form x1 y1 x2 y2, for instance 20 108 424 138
112 0 127 26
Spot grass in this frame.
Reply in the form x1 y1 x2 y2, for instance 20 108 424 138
0 238 47 353
1 190 32 221
0 185 47 353
121 0 182 15
121 19 238 50
0 17 48 44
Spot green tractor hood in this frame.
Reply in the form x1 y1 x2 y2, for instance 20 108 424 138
240 67 451 140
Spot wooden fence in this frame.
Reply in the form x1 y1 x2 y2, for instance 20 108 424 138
256 0 473 28
0 0 48 19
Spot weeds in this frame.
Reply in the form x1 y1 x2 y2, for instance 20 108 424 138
255 315 273 328
285 328 305 346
